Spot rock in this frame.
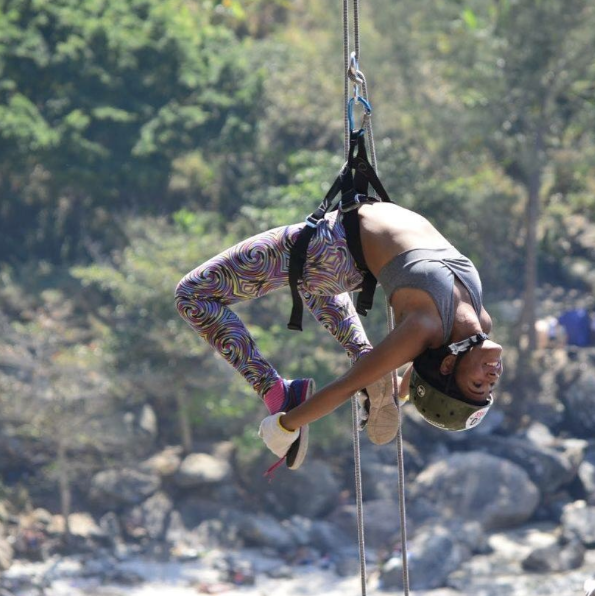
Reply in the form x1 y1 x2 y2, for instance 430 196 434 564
0 501 8 522
471 435 577 494
334 546 361 577
174 453 231 488
523 421 556 446
165 510 187 545
443 521 491 555
98 512 122 545
47 513 102 538
578 444 595 505
361 462 402 501
141 446 183 477
194 517 242 549
124 491 173 541
31 508 53 527
329 499 402 549
0 536 13 571
560 368 595 437
265 565 294 579
309 519 353 553
561 500 595 546
380 525 472 591
234 512 295 550
89 468 161 510
410 452 540 530
522 538 585 572
284 515 312 546
241 457 342 519
177 496 228 528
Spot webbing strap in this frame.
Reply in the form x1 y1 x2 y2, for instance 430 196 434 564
287 131 390 330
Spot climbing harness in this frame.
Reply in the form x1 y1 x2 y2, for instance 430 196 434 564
287 129 391 331
288 1 412 594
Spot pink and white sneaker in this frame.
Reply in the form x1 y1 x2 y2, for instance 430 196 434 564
263 378 315 470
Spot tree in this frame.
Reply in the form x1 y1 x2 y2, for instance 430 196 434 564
0 0 263 263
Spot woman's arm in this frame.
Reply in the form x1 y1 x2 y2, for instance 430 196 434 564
280 313 438 430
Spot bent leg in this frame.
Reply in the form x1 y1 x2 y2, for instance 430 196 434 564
175 225 298 396
301 290 372 362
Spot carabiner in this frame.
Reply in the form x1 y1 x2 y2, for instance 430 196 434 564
348 95 372 132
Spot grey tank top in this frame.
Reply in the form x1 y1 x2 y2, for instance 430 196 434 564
377 246 483 343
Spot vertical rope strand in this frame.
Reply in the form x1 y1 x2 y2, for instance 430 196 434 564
351 395 368 596
353 0 361 62
343 0 350 160
346 2 367 595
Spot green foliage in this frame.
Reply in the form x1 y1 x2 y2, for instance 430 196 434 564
0 0 263 262
2 0 595 465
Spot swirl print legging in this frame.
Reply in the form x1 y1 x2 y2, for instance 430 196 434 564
174 212 373 397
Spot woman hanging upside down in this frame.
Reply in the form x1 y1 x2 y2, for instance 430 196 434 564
175 201 503 470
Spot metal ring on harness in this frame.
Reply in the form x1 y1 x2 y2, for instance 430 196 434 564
339 193 368 213
348 52 365 86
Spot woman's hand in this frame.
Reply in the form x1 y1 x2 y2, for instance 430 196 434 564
258 412 300 458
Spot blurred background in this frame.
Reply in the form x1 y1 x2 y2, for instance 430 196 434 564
1 0 595 594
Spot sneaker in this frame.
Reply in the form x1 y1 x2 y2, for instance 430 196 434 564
283 379 315 469
364 374 400 445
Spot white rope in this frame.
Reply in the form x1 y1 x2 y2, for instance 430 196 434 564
344 2 368 593
343 1 411 594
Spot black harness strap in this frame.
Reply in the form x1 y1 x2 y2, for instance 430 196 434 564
288 130 393 331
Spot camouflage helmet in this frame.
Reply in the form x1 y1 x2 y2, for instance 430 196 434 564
409 333 493 431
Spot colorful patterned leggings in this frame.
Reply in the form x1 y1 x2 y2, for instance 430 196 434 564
174 212 372 396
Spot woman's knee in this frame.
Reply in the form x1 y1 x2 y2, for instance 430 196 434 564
175 276 199 321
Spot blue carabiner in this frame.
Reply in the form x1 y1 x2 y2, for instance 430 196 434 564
347 95 372 132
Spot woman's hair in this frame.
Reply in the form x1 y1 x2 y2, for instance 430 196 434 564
413 346 485 406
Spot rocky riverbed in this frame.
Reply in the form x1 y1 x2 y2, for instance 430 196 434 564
2 349 595 595
2 530 594 596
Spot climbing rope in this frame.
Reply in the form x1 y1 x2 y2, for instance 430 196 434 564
342 2 411 595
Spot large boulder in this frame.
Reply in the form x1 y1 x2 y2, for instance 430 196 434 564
140 446 183 478
521 538 585 572
234 512 295 550
174 453 231 488
239 457 342 519
328 499 403 548
410 452 540 530
559 367 595 437
380 525 473 591
470 435 577 493
89 468 160 510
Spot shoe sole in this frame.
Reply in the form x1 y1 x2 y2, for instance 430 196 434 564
285 379 315 470
366 376 400 445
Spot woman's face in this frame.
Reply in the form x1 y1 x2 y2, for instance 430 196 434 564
446 339 503 402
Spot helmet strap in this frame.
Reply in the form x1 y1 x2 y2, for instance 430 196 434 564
444 332 489 393
447 332 489 356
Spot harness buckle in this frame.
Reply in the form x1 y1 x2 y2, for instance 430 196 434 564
339 193 368 213
305 215 320 228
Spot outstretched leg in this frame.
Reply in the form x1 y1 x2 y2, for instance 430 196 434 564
175 225 298 397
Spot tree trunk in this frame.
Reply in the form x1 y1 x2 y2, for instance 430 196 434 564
57 438 72 545
522 120 548 354
175 391 193 454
